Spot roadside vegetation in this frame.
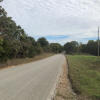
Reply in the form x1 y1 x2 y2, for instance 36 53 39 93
67 55 100 100
0 53 53 69
0 0 100 65
0 0 62 64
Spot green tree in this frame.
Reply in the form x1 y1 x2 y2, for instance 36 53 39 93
0 0 7 17
0 0 3 2
37 37 49 47
86 40 98 55
0 37 5 61
0 6 7 17
50 43 62 53
37 37 49 52
64 41 79 54
79 43 87 53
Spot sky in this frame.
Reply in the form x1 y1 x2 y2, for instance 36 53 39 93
1 0 100 44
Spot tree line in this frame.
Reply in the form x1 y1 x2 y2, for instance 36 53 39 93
0 1 63 62
0 0 99 62
64 40 100 56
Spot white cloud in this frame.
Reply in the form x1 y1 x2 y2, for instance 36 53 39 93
1 0 100 44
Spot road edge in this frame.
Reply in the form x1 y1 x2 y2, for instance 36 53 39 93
53 55 77 100
47 55 66 100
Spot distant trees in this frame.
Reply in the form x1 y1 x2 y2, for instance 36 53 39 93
50 43 63 53
37 37 49 52
0 1 47 62
86 40 97 55
64 40 100 56
64 41 79 54
0 0 64 62
79 40 99 56
37 37 49 47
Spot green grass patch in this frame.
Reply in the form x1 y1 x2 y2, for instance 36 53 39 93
67 55 100 100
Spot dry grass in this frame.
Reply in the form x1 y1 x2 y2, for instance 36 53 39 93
0 53 54 69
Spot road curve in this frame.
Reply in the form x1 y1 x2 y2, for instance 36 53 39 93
0 54 66 100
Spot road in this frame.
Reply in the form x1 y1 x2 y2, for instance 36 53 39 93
0 54 66 100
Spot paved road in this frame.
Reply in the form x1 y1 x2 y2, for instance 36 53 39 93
0 55 66 100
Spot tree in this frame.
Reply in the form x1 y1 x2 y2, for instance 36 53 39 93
2 35 20 59
50 43 63 53
0 17 17 36
79 43 87 53
34 42 43 54
0 0 7 17
0 0 3 2
24 36 36 57
0 2 48 62
37 37 49 52
86 40 98 55
37 37 49 47
0 6 7 17
0 37 5 61
64 41 78 54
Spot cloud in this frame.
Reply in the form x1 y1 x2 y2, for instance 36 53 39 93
1 0 100 44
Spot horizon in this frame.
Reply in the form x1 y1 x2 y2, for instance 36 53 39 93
1 0 99 44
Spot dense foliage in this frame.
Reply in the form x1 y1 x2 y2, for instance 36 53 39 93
0 2 46 62
64 41 78 54
50 43 63 53
0 0 63 62
64 40 100 56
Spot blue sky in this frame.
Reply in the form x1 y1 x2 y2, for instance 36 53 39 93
1 0 100 44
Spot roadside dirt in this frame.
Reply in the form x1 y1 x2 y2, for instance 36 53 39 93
0 53 53 70
54 61 77 100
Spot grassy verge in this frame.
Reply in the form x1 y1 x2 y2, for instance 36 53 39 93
67 55 100 100
0 53 54 69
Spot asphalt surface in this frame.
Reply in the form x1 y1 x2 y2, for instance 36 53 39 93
0 54 66 100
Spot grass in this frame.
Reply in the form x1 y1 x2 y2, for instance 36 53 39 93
0 53 54 69
67 55 100 100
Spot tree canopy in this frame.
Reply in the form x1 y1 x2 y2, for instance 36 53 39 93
50 43 63 53
64 41 78 54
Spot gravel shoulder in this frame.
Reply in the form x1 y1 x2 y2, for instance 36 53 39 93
54 58 77 100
